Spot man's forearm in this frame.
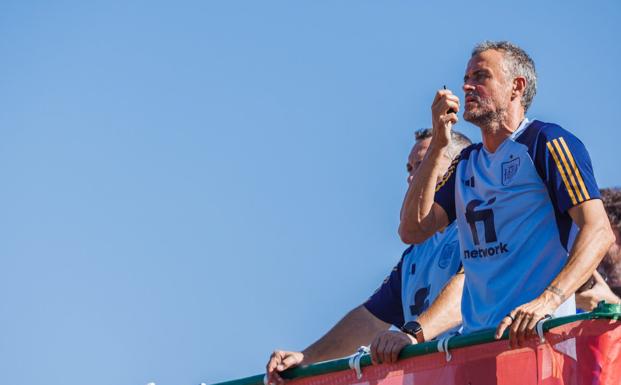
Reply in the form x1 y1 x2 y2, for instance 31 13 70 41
416 273 464 340
542 219 615 307
399 145 449 244
301 305 390 364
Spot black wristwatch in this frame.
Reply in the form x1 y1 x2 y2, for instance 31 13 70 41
400 321 425 343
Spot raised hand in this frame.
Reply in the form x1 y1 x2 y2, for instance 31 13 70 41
431 88 460 148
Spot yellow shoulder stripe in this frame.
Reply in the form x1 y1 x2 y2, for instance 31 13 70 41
558 137 590 200
551 138 584 202
547 140 578 205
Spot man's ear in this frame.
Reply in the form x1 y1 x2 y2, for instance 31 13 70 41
512 77 526 100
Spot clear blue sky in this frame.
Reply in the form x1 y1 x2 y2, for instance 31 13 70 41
0 1 619 385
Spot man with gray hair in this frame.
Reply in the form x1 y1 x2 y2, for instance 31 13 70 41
399 41 615 347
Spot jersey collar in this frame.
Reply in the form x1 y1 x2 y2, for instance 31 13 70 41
509 117 531 141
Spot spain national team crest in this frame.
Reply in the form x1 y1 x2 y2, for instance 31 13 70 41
438 241 458 269
501 156 520 186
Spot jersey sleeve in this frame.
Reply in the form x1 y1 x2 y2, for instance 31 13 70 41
434 155 460 223
362 247 409 327
537 125 601 213
457 263 464 274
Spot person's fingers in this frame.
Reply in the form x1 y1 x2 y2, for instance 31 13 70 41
435 89 453 100
526 313 545 334
433 90 459 112
510 312 525 348
433 97 459 125
390 338 408 363
278 354 301 371
510 318 522 348
375 335 389 364
446 113 459 125
444 93 460 102
517 313 533 347
435 99 460 116
443 96 461 110
389 340 400 363
267 351 282 373
266 351 284 385
270 372 284 385
370 335 381 365
495 315 513 339
378 338 394 364
446 99 460 113
382 336 395 363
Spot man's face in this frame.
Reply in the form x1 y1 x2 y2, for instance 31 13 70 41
462 49 512 126
407 137 451 184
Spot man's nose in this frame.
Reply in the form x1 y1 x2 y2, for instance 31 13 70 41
463 82 475 92
407 175 414 184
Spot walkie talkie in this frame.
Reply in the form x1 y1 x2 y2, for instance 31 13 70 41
443 85 457 115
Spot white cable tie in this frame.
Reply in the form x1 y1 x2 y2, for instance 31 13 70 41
348 346 369 379
348 356 355 372
436 337 452 362
536 314 552 343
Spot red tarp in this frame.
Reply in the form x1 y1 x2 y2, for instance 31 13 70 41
289 320 621 385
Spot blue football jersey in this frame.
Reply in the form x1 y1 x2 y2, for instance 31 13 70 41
364 222 462 337
435 119 600 334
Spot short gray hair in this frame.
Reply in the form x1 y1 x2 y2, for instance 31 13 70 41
414 128 472 160
472 41 538 112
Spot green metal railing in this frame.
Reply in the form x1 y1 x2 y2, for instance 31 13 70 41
213 302 621 385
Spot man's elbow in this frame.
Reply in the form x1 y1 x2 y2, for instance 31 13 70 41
590 221 616 261
602 225 616 252
398 222 428 244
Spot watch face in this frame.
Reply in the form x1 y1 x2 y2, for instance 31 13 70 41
401 321 425 343
402 321 422 334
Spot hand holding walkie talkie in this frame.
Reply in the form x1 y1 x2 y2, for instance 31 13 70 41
443 85 457 115
430 86 460 148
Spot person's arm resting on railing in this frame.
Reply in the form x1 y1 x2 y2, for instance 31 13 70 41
266 305 389 385
496 199 615 347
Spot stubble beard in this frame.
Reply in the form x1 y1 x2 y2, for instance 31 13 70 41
463 98 507 135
